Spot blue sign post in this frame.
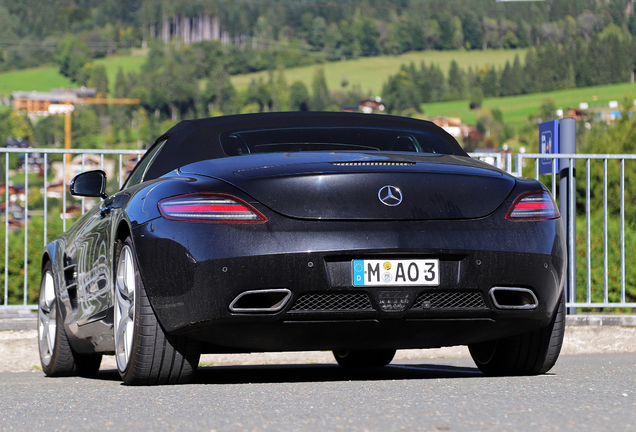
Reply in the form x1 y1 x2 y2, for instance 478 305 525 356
539 120 559 175
538 118 576 314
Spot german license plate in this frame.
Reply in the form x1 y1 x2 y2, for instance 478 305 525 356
352 259 439 286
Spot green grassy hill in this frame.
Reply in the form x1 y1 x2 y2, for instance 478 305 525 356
0 50 147 96
230 49 527 95
0 66 74 94
1 48 525 97
93 50 147 93
2 48 634 136
424 82 636 133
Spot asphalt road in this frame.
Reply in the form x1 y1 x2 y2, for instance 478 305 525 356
1 353 634 431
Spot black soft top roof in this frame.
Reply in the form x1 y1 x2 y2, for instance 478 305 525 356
143 112 468 182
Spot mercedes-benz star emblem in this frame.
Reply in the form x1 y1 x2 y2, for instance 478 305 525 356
378 185 403 206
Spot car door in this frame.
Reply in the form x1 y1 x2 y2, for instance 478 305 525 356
73 201 114 328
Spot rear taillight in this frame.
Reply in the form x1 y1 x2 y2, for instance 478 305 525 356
159 194 267 223
506 191 560 221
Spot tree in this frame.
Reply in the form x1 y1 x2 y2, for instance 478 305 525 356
469 87 484 110
461 13 483 50
339 19 361 58
593 24 633 84
290 81 310 111
539 98 557 122
499 61 514 96
7 111 34 143
381 65 422 114
310 67 331 111
324 22 343 59
55 34 90 82
426 63 446 102
447 59 465 99
71 108 100 149
510 55 524 95
246 78 272 112
271 68 290 112
413 61 432 103
482 67 499 97
424 19 442 50
33 115 64 146
355 18 380 56
437 13 458 50
309 16 327 50
204 65 239 116
482 17 499 50
89 65 110 95
114 67 128 97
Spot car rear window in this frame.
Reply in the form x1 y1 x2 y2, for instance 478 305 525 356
219 126 454 156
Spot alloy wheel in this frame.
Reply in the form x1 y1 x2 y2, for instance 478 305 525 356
38 270 56 366
114 245 136 372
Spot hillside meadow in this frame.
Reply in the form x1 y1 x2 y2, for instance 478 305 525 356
0 66 74 94
229 48 527 95
93 50 148 93
0 50 148 95
423 82 636 133
1 48 526 96
2 47 635 136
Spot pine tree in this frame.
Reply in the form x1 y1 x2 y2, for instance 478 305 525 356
511 55 524 95
482 67 499 97
499 61 513 96
427 63 446 102
415 61 432 103
447 59 465 100
310 67 331 111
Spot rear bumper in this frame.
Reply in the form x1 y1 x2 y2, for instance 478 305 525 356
132 212 565 352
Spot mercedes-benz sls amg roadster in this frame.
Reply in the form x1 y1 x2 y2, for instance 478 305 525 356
38 112 566 385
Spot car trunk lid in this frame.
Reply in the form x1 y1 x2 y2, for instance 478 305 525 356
181 153 515 221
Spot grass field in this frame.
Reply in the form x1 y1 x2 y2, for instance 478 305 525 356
423 82 636 132
230 48 527 94
93 50 147 93
1 48 524 97
0 66 74 94
0 50 147 96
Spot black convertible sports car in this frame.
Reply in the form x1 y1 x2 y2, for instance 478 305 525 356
38 112 566 385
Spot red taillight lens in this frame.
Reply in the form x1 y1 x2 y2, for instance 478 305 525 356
506 191 560 221
159 194 267 223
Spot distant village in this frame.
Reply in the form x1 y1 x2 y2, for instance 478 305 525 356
4 87 144 228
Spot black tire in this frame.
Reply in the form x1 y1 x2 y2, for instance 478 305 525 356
113 237 200 385
38 261 102 377
333 349 396 368
468 293 565 376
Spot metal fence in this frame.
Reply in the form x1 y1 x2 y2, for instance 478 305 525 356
0 148 145 310
0 148 634 311
517 153 636 309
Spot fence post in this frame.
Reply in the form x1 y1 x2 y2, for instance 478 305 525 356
559 118 576 314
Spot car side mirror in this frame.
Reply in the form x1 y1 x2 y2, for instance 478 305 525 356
70 170 108 199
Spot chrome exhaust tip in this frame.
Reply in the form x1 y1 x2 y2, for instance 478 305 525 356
229 289 292 313
489 287 538 310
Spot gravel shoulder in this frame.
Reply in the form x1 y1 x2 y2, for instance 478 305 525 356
2 325 636 373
